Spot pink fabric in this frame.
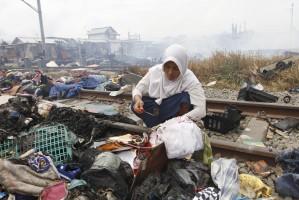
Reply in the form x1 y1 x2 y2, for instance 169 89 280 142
40 181 68 200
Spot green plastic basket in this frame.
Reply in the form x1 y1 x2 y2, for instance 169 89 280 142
0 123 73 164
0 138 18 159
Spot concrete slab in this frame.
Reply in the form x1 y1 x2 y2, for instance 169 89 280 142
241 117 269 142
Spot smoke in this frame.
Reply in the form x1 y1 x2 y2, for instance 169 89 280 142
0 0 298 56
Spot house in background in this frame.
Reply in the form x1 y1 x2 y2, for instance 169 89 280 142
87 27 122 56
11 37 57 61
87 27 119 40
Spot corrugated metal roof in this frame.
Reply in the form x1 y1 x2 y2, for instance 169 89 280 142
87 27 119 35
12 37 57 44
11 37 79 45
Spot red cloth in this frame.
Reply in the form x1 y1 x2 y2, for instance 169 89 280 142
40 181 68 200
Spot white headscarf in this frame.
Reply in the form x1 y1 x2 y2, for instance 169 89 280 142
148 44 201 105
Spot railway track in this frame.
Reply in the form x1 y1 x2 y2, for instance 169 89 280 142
1 91 285 174
79 89 299 119
5 88 291 165
101 120 278 165
74 89 299 165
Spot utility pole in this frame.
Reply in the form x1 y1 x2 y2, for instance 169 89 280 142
291 2 294 31
20 0 46 66
37 0 46 59
290 2 295 49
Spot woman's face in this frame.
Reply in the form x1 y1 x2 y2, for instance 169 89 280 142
163 61 180 81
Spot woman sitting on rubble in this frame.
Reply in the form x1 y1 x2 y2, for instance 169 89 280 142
131 44 206 127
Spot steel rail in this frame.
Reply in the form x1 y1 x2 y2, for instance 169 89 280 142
79 89 299 119
102 120 278 164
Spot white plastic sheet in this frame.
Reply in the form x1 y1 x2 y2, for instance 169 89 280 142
150 116 203 159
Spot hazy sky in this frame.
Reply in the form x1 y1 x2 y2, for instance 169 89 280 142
0 0 297 42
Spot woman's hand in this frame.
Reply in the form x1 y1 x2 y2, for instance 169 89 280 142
133 95 144 114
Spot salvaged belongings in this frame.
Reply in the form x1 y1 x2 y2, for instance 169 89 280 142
237 82 278 103
150 116 203 159
133 159 210 200
0 96 41 139
80 75 107 89
276 173 299 198
47 106 138 141
40 181 68 200
0 152 60 196
203 106 242 134
276 148 299 174
193 187 220 200
81 151 133 200
47 107 96 139
49 83 81 99
275 148 299 198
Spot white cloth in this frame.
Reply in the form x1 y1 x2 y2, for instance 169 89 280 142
211 158 239 200
150 116 203 159
132 44 206 121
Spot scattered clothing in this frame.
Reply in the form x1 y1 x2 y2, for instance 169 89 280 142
150 116 203 159
275 173 299 198
14 194 37 200
0 192 7 199
56 164 81 181
27 154 50 173
0 96 41 137
275 147 299 199
133 159 210 200
104 82 121 91
193 187 220 200
0 157 60 196
49 83 81 99
234 196 250 200
211 158 239 200
80 75 106 89
276 148 299 174
68 179 87 190
40 181 68 200
239 174 272 199
81 152 133 200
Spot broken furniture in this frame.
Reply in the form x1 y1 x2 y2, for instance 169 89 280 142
259 55 299 80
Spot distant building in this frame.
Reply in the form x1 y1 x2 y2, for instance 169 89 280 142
2 37 80 65
87 27 119 40
11 37 57 60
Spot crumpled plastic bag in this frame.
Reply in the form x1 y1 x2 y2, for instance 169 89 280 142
0 157 60 196
239 174 272 198
150 116 203 159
